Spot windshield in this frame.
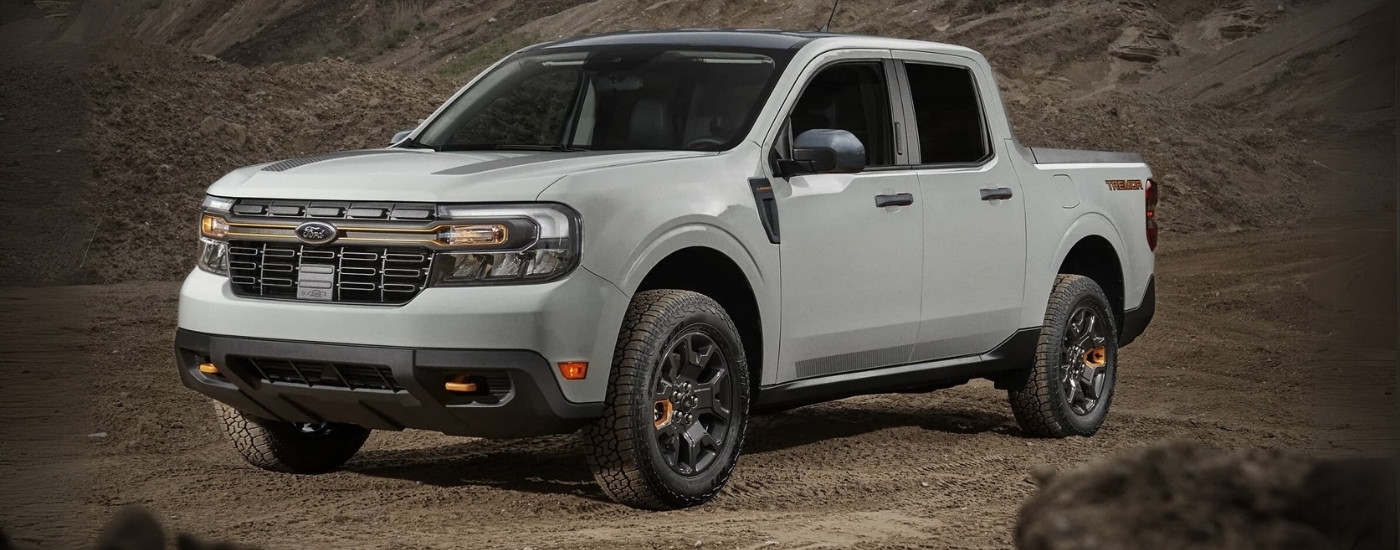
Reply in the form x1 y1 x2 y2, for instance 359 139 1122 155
415 46 794 152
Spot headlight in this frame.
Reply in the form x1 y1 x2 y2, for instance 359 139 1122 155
200 213 229 239
197 195 234 275
428 203 581 286
197 237 229 275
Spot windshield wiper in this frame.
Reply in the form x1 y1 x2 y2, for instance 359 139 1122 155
437 144 591 153
395 136 439 151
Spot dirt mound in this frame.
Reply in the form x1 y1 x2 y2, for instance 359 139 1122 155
1017 442 1397 550
51 0 1400 282
1005 90 1313 233
82 41 457 282
56 0 593 73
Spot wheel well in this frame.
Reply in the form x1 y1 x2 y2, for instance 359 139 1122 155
635 247 763 401
1058 236 1125 331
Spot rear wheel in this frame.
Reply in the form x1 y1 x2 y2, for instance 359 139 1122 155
584 290 750 510
1009 274 1119 437
214 401 370 474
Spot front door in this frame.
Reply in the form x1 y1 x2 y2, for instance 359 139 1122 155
769 56 925 383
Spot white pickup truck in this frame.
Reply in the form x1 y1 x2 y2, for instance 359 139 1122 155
176 30 1157 509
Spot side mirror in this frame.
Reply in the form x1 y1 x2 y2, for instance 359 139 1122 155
390 129 413 146
778 129 866 177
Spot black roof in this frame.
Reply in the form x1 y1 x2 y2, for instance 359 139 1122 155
526 29 843 52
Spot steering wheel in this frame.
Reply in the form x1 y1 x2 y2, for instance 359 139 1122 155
683 136 728 150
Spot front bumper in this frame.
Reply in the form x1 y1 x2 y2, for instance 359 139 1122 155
176 267 629 404
176 329 602 438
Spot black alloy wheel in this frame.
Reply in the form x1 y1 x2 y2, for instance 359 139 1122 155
651 331 738 476
1060 305 1110 416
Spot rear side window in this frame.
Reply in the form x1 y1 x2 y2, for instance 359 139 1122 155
905 63 989 164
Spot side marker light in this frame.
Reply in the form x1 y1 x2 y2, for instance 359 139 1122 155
558 361 588 380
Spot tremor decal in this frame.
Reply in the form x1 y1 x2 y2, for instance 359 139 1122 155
1106 179 1144 191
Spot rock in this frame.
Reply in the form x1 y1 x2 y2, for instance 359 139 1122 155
94 506 164 550
1016 443 1394 550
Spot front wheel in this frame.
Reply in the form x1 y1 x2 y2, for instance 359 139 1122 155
584 290 750 510
1008 274 1119 438
214 401 370 474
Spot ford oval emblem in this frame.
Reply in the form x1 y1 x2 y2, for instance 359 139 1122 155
294 221 339 245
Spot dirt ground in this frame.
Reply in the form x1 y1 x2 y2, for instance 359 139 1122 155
0 0 1396 548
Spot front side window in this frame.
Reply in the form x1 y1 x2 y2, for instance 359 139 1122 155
905 63 990 164
785 62 895 166
417 47 792 152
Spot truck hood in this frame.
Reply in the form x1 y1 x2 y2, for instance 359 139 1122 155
206 148 712 202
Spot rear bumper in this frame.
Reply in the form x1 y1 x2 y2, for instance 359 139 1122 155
1119 275 1155 347
175 329 602 438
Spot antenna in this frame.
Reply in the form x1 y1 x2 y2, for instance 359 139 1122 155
818 0 841 32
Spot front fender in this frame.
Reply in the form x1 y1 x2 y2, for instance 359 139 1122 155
604 220 781 386
537 145 782 385
612 220 766 295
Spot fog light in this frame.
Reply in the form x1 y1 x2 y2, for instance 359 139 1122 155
198 363 220 375
558 361 588 380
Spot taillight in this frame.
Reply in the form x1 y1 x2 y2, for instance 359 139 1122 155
1145 178 1159 251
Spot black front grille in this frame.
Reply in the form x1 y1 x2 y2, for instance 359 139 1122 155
232 356 403 392
230 199 437 220
228 241 434 305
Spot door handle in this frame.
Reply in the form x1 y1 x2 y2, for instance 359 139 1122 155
875 193 914 208
980 187 1014 201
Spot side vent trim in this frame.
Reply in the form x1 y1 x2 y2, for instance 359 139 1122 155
748 177 781 244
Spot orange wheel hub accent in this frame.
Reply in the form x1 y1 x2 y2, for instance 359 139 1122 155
654 399 674 429
1084 346 1107 366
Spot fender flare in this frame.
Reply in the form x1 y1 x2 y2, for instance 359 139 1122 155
1049 213 1130 278
1030 213 1132 324
610 220 769 297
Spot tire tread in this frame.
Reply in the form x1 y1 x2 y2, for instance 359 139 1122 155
1008 274 1117 438
215 401 369 474
583 289 749 510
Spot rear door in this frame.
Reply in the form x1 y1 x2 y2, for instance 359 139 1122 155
893 51 1028 361
768 52 925 383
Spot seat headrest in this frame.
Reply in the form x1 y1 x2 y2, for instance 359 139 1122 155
629 98 675 148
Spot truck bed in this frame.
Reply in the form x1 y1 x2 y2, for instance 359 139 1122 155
1026 147 1146 165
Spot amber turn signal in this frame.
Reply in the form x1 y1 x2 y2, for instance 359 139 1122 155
444 375 479 393
198 363 220 375
558 361 588 380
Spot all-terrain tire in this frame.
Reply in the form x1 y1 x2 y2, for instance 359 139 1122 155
1009 274 1120 438
583 289 751 510
214 401 370 474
